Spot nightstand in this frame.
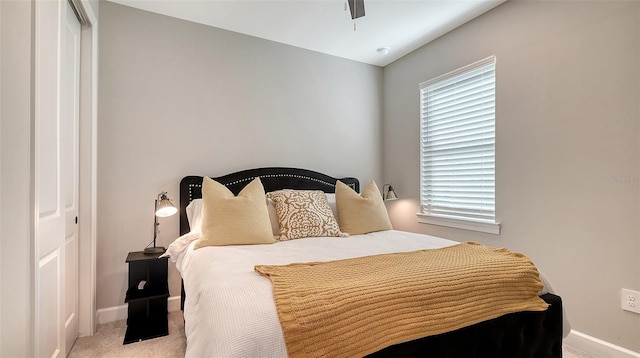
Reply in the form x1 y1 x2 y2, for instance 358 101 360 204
124 251 169 344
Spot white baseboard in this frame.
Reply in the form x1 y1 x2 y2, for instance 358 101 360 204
96 295 182 324
96 303 128 324
565 330 640 358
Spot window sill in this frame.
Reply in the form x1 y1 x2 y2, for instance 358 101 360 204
416 213 501 235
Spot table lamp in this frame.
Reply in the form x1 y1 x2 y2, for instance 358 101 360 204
144 191 177 254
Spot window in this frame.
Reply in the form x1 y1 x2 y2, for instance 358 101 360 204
417 56 500 234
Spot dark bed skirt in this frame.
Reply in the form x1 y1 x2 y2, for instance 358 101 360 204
181 279 562 358
366 293 563 358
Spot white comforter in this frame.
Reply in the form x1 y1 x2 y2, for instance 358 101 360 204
165 230 566 358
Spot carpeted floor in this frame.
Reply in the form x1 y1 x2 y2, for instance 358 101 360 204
68 311 186 358
69 310 594 358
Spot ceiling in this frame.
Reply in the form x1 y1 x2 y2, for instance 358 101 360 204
107 0 506 67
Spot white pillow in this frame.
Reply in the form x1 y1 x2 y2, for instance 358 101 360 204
186 197 280 236
266 198 280 237
325 193 338 219
186 199 204 231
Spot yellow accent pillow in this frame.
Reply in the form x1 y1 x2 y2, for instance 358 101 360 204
335 180 393 235
194 177 275 248
266 190 345 241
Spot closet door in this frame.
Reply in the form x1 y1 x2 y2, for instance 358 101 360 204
34 0 80 356
61 0 81 354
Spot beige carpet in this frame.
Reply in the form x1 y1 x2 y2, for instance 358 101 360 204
68 311 186 358
69 310 593 358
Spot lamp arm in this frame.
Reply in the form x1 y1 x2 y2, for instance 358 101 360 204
153 198 158 246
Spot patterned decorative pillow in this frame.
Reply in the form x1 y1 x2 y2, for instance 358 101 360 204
266 190 346 241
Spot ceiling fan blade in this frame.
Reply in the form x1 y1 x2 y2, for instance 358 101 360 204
347 0 365 19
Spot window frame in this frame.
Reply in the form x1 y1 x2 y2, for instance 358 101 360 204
417 56 500 235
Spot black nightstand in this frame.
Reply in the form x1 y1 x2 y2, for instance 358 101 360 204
124 251 169 344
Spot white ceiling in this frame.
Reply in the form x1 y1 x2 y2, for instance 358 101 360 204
107 0 506 67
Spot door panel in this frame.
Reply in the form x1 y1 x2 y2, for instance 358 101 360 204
39 251 61 358
64 236 78 353
34 0 81 356
35 0 64 356
61 0 81 354
35 0 63 257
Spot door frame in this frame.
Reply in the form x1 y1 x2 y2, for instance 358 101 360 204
74 0 98 338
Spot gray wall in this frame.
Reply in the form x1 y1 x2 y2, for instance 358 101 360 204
1 1 33 356
383 0 640 352
98 2 383 310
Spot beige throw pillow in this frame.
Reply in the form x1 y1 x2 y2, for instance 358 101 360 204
194 177 275 248
335 180 393 235
266 190 345 241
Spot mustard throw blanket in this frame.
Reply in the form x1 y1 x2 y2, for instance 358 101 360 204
255 242 548 358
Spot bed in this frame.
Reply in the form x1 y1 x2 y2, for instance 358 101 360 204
167 167 565 358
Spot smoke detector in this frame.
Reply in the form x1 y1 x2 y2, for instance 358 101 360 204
377 47 390 55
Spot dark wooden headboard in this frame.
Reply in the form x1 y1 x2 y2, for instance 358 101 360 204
179 167 359 236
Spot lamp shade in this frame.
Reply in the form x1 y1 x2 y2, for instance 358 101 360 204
384 184 398 201
155 193 177 217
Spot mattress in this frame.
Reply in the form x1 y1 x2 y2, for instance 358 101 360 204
165 229 566 358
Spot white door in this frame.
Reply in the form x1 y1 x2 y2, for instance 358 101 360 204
62 0 81 354
34 0 81 356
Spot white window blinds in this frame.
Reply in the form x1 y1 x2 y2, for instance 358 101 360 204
419 56 496 222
